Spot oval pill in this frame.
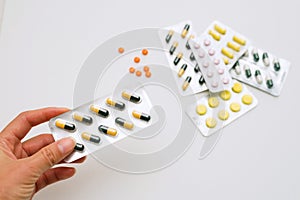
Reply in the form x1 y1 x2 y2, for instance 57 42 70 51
208 30 221 41
81 132 101 144
230 102 241 112
208 97 219 108
55 119 76 131
196 104 207 115
106 98 125 110
221 48 234 59
98 125 117 136
73 112 93 125
132 111 151 122
232 82 243 93
115 117 134 130
90 105 109 117
214 24 226 35
242 94 253 105
227 42 240 52
206 117 217 128
219 90 231 101
122 91 141 103
233 35 246 46
218 110 229 121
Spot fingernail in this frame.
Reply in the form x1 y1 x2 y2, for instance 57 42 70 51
57 137 76 154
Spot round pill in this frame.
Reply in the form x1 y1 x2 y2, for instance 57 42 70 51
198 51 205 58
232 82 243 93
219 90 231 101
202 61 209 68
218 68 224 74
214 59 220 65
196 104 207 115
118 47 124 54
204 39 211 46
211 81 218 88
218 110 229 121
194 43 200 49
142 49 148 55
134 57 140 63
208 97 219 108
223 78 230 84
208 49 215 56
145 71 152 78
206 117 217 128
136 70 142 77
129 67 135 73
143 66 150 72
230 102 241 112
207 71 213 78
242 94 253 105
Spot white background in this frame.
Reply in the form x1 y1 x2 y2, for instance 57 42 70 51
0 0 300 199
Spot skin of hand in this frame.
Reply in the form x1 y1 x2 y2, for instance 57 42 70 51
0 107 86 200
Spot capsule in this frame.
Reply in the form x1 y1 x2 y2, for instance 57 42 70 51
190 52 195 61
255 70 263 84
55 119 76 131
244 64 252 78
232 35 246 46
262 52 270 66
178 64 187 77
208 30 221 41
122 91 141 103
90 105 109 117
194 63 200 73
169 41 178 55
214 24 226 35
115 117 134 130
165 30 174 43
74 143 84 152
182 76 192 91
81 132 101 144
227 42 240 52
266 75 273 89
185 35 194 50
173 52 183 66
221 48 234 59
132 111 151 122
181 24 190 38
106 98 125 110
273 58 281 71
252 48 259 62
233 61 241 75
199 76 205 85
98 125 117 136
73 112 93 125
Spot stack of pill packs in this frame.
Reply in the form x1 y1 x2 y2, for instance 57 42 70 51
49 20 290 162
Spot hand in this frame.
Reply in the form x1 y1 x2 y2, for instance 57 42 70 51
0 107 86 200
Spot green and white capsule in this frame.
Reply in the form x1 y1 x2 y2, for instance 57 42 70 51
190 52 195 61
273 58 281 71
165 30 174 43
262 52 270 66
173 52 183 66
233 61 241 75
169 41 178 55
255 70 263 84
266 74 273 89
244 64 252 78
252 48 259 62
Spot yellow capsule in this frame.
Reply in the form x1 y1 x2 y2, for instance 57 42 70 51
208 30 221 41
242 94 253 105
232 82 243 93
206 117 217 128
221 48 234 59
223 57 229 65
208 97 219 108
196 104 207 116
214 24 226 35
227 42 240 52
181 24 190 38
219 90 231 101
230 102 241 112
232 35 246 46
55 119 76 131
218 110 229 121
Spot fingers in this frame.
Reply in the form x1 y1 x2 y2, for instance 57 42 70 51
22 134 54 156
1 107 69 140
35 167 76 193
27 137 75 175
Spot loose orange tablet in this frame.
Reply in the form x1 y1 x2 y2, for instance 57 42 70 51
136 70 142 77
134 57 140 63
142 49 148 55
145 71 152 78
129 67 135 73
118 47 124 54
143 66 150 72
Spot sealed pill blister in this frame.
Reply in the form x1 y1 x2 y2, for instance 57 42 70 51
158 21 208 96
189 39 233 93
230 46 290 96
49 88 158 162
186 81 258 137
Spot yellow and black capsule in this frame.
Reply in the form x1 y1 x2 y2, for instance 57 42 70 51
165 30 174 43
190 52 195 61
199 76 205 85
74 143 84 152
273 58 281 71
194 63 200 73
169 41 178 55
73 112 93 125
98 125 118 136
115 117 134 130
185 35 194 50
233 61 241 75
132 111 151 122
55 119 76 131
252 48 259 62
178 64 187 77
90 104 109 117
106 98 125 110
122 91 141 103
182 76 192 91
81 132 101 144
181 24 190 38
173 52 183 66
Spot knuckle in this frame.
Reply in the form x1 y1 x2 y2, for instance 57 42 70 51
40 147 57 167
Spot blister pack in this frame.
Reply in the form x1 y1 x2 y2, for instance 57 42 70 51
186 81 258 137
230 46 290 96
49 88 158 162
158 21 208 96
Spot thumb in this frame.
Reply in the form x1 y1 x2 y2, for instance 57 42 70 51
28 137 75 174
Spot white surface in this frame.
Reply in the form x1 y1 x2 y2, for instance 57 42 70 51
0 0 299 200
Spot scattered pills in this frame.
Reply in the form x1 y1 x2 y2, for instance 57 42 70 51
134 57 140 63
136 70 142 77
142 49 148 56
143 66 150 72
129 67 135 73
118 47 125 54
145 71 152 78
132 111 151 122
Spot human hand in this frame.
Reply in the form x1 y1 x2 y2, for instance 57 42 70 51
0 107 86 200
